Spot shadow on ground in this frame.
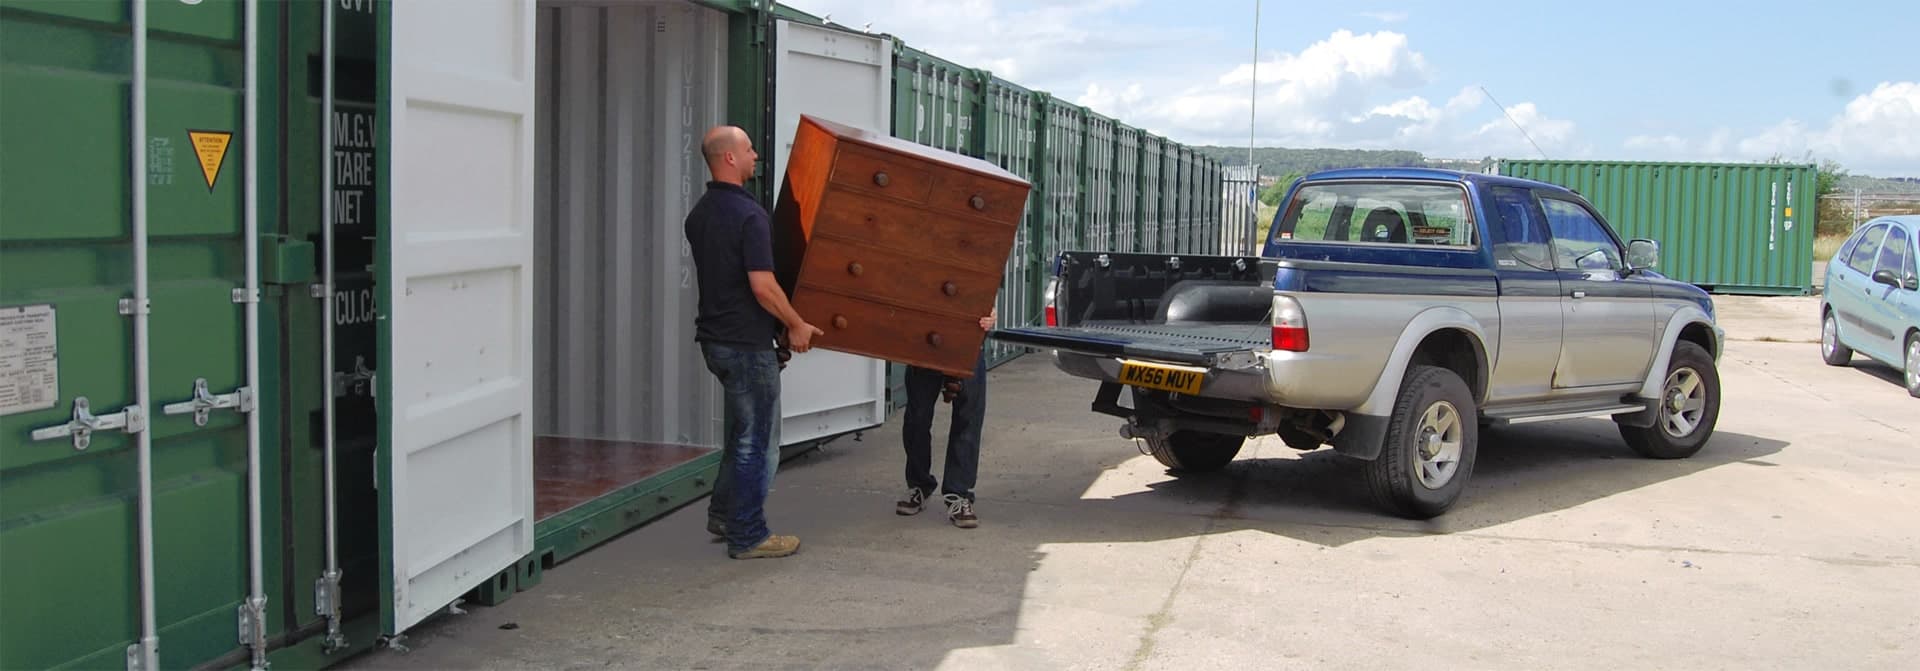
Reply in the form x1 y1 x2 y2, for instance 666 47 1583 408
337 355 1794 671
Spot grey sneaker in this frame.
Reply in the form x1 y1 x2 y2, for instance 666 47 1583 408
944 493 978 529
895 488 929 515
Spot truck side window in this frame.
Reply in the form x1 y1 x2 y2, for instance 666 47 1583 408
1489 186 1551 270
1540 197 1622 272
1847 224 1889 275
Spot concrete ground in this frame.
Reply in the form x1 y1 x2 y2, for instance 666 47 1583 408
343 296 1917 671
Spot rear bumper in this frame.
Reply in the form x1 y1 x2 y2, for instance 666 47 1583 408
1053 351 1272 403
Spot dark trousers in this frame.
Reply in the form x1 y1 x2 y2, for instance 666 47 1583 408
700 343 779 554
902 351 987 502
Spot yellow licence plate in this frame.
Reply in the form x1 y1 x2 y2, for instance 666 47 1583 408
1118 360 1207 395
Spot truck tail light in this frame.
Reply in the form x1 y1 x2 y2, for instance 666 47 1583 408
1044 277 1061 327
1271 295 1308 352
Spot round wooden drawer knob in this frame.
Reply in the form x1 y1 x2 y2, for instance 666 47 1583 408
969 195 986 211
873 171 891 187
926 332 943 347
941 281 958 296
847 262 864 277
832 315 849 329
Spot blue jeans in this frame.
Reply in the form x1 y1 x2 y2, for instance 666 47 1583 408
903 351 987 502
700 343 780 554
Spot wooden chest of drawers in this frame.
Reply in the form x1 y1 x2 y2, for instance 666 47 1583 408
771 115 1030 377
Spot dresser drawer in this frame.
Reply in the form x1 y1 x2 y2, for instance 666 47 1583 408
811 190 1015 271
796 239 1002 318
827 144 934 204
927 169 1029 225
793 289 989 377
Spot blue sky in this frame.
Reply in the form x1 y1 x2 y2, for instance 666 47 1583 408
783 0 1920 177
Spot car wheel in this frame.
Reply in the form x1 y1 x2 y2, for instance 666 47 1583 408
1620 341 1720 459
1905 333 1919 399
1364 365 1478 519
1821 309 1853 366
1146 430 1244 473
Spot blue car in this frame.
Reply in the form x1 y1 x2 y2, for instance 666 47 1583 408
1822 214 1920 397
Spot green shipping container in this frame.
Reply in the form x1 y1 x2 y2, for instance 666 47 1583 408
1498 159 1817 295
3 2 1226 668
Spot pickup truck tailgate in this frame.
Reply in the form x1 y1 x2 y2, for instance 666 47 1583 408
991 323 1269 366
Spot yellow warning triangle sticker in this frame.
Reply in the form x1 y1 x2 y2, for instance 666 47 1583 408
187 130 233 191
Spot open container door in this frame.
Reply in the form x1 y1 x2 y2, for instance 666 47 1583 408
376 0 537 635
771 19 891 445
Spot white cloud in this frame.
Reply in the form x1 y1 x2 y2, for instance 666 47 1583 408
1617 83 1920 176
1358 11 1410 23
784 2 1587 162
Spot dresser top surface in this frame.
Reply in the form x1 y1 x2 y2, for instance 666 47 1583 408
800 114 1032 188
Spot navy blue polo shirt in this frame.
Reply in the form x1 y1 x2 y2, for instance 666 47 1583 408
685 181 780 350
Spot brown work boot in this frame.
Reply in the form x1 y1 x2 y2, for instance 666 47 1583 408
943 494 979 529
729 534 801 559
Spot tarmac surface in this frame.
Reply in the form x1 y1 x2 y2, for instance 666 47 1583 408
343 294 1918 671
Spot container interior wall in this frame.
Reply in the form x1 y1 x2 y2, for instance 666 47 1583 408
1500 160 1816 294
532 2 729 519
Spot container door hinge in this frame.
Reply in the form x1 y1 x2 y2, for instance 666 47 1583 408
334 356 377 399
161 379 254 427
315 570 349 653
237 596 270 669
232 287 260 304
31 397 146 450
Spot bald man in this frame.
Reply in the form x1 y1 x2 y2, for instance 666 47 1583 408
684 125 822 560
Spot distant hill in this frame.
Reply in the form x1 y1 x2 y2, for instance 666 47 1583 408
1836 174 1920 195
1191 146 1430 178
1195 146 1917 195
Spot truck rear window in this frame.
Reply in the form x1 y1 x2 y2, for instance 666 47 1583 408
1272 182 1476 248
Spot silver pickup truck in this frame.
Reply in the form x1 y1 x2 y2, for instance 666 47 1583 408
993 168 1726 518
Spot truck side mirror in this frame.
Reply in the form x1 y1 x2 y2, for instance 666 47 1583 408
1906 273 1919 291
1626 239 1660 271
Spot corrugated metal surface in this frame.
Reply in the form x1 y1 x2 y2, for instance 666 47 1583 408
1499 159 1817 295
1140 135 1166 252
892 45 976 156
1223 165 1260 255
534 3 728 447
1042 97 1086 261
1085 113 1116 251
2 3 260 668
981 77 1042 367
1114 125 1142 253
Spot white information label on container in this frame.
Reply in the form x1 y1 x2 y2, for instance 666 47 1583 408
0 304 59 416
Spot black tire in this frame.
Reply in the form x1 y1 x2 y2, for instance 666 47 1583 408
1619 341 1720 459
1821 309 1854 366
1146 430 1245 473
1364 365 1478 520
1904 333 1919 399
